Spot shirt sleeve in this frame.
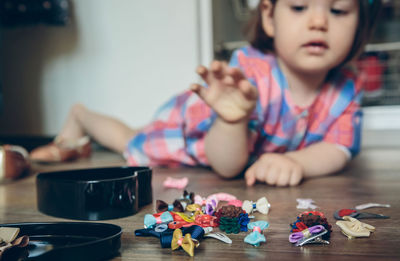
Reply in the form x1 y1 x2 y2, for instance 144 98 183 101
124 90 212 167
323 91 363 158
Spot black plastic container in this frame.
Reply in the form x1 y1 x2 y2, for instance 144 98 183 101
36 166 152 220
0 222 122 261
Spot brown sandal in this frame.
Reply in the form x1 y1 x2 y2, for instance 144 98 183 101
30 136 91 163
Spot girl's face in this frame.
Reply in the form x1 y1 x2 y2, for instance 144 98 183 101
261 0 359 75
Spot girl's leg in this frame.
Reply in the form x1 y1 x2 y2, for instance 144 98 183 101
57 104 138 154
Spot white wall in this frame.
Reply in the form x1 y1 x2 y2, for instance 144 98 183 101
0 0 213 135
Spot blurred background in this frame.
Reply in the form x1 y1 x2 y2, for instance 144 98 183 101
0 0 399 146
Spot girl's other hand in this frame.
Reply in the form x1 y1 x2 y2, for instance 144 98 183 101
191 60 258 123
245 153 304 187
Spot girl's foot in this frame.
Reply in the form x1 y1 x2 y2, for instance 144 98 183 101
0 145 30 181
30 136 91 163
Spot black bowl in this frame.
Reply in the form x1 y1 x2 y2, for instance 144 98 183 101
0 222 122 261
36 166 152 220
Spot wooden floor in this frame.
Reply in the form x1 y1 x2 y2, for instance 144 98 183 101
1 134 400 260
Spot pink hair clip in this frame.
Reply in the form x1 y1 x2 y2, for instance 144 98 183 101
227 199 243 207
163 176 188 189
208 192 237 202
194 194 219 206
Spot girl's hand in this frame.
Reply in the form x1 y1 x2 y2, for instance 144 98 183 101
191 61 258 123
245 153 304 187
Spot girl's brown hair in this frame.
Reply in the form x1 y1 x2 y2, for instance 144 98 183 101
246 0 383 64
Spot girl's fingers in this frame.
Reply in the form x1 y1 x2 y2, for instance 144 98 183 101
210 61 226 79
190 83 207 100
227 67 246 82
276 170 290 187
222 75 235 86
245 167 256 186
289 167 303 186
196 65 209 84
238 81 258 100
265 165 279 185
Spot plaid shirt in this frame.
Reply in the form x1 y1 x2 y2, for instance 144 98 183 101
125 46 363 167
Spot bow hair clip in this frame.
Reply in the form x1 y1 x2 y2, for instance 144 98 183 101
179 190 195 205
156 199 184 213
242 197 271 214
171 228 199 257
205 198 218 215
244 221 269 246
195 214 218 228
163 176 188 189
186 204 204 216
135 225 172 238
0 227 29 255
194 194 219 206
289 225 328 246
144 211 173 228
296 198 318 209
336 216 375 239
171 211 195 223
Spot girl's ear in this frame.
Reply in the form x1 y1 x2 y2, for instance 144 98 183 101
260 0 275 37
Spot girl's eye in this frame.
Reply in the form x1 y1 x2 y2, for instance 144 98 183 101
331 9 347 15
291 6 306 12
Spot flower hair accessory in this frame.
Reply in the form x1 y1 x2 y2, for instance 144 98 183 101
290 211 332 242
215 205 244 223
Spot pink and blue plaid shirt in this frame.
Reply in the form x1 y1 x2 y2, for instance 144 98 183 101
125 46 363 167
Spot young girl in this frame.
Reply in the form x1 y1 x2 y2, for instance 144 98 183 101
31 0 382 187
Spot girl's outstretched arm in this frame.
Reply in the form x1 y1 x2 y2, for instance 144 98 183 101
191 61 258 178
285 141 349 178
245 142 349 186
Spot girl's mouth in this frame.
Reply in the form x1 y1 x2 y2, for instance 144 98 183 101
303 41 329 54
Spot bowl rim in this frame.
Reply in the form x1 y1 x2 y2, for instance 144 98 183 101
36 166 151 184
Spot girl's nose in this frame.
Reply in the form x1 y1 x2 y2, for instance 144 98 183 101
308 10 328 31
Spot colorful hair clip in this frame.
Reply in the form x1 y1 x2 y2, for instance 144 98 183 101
293 229 329 246
227 199 243 207
336 216 375 239
296 198 318 209
203 227 232 244
186 204 204 216
244 221 269 246
156 199 185 213
180 190 195 205
144 211 173 228
163 176 188 189
208 192 237 202
290 211 332 241
289 225 328 246
242 197 270 214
